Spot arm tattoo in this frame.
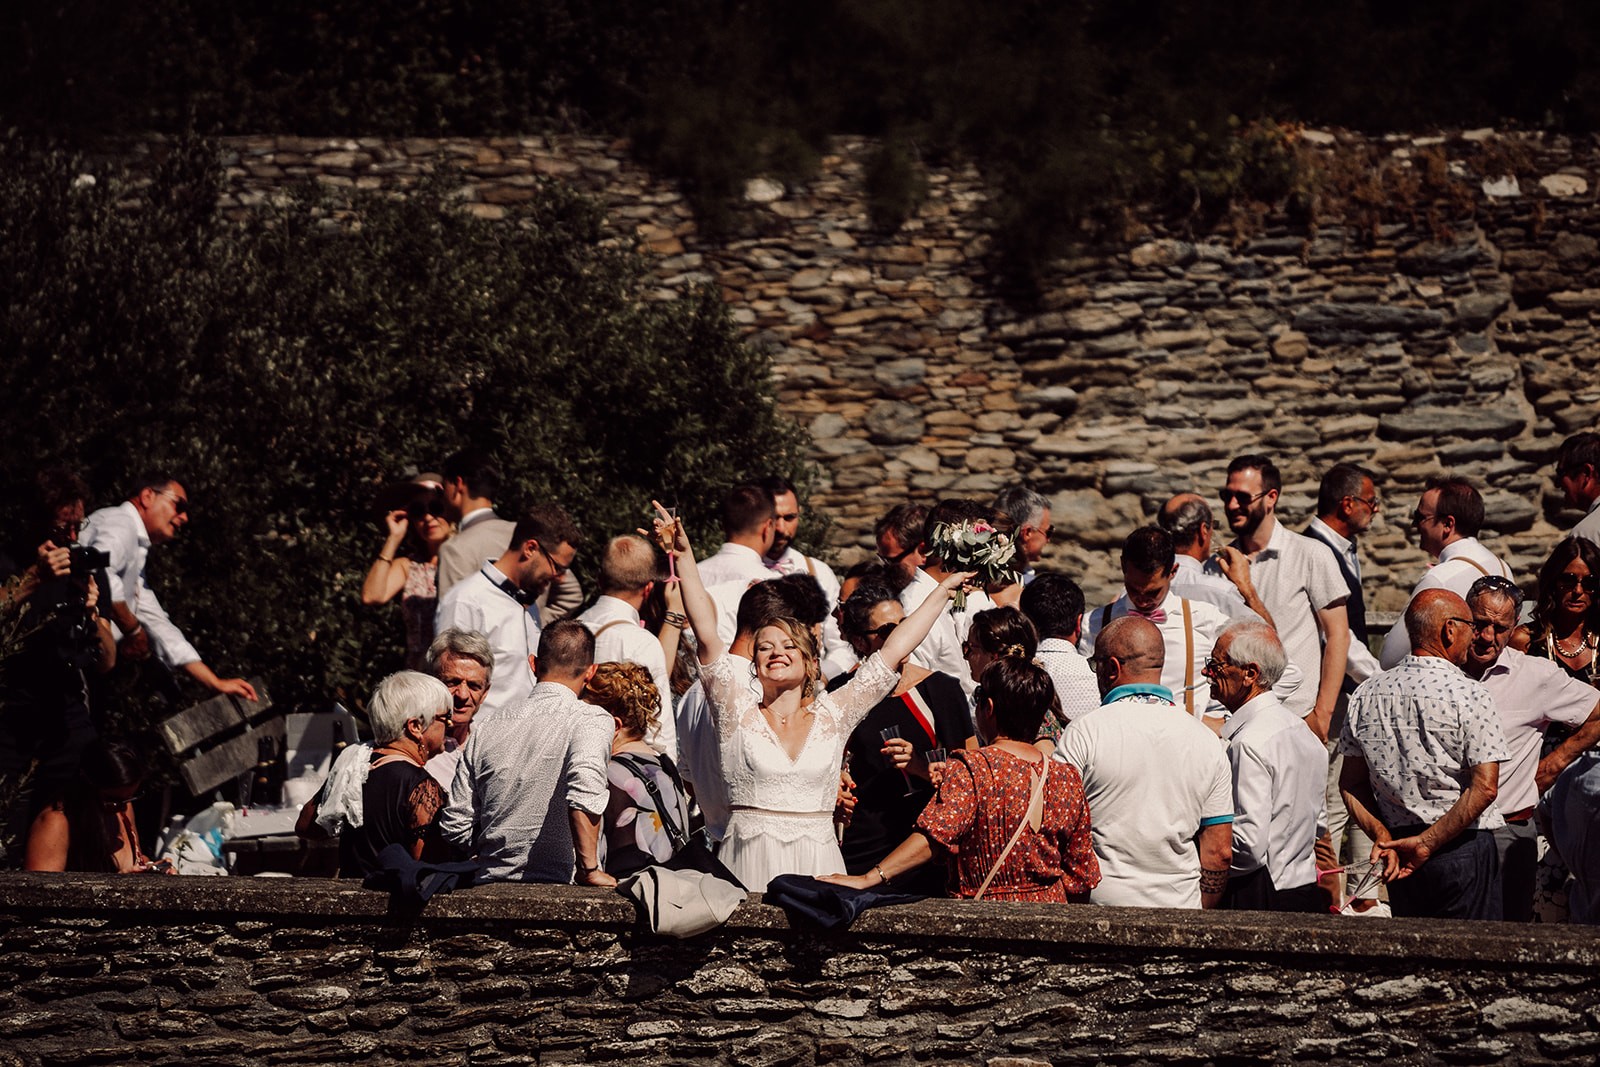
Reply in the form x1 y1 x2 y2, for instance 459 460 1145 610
1199 867 1229 894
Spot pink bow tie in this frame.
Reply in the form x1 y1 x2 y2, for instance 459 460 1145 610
1129 606 1167 624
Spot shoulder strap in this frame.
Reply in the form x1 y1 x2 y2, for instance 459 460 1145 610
1096 604 1112 634
1181 598 1194 715
1457 557 1490 577
593 619 634 640
613 753 688 851
973 760 1048 901
805 556 816 577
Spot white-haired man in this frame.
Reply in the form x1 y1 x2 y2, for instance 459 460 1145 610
1205 621 1328 912
994 485 1053 585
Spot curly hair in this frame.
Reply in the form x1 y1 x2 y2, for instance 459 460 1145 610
584 662 661 741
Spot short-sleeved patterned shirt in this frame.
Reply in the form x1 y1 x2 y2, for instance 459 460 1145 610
1338 655 1510 830
1217 517 1349 717
916 747 1099 903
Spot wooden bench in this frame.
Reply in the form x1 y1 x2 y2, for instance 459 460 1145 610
156 678 279 796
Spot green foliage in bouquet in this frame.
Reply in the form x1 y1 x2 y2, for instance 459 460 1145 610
926 520 1018 611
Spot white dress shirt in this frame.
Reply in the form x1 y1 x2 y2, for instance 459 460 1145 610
578 595 677 759
697 542 773 588
1306 516 1382 684
900 569 992 699
1079 590 1233 717
440 682 614 882
1170 554 1259 622
434 562 539 721
80 501 200 669
1221 691 1328 890
1379 538 1514 669
674 657 752 841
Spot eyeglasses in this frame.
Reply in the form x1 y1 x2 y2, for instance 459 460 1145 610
100 790 143 809
1444 616 1475 634
1218 489 1267 508
878 545 917 566
1411 509 1438 525
1087 653 1116 670
407 499 447 521
1347 495 1381 510
155 489 188 515
1201 656 1232 675
536 542 570 577
857 623 897 642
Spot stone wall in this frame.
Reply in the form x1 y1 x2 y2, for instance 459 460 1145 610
125 129 1600 603
4 873 1600 1066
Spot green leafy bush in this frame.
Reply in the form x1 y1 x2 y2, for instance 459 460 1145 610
0 134 811 726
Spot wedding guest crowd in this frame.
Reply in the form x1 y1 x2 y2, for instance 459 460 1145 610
20 432 1600 931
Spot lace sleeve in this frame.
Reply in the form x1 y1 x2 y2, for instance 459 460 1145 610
819 652 900 733
698 653 758 741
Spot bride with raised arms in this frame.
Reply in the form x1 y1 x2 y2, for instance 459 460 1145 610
652 501 968 892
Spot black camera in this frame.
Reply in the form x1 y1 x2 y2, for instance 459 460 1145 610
69 544 111 578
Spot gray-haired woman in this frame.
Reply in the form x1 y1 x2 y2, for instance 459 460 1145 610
339 671 455 878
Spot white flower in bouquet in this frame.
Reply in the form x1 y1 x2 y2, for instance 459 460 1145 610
927 519 1018 611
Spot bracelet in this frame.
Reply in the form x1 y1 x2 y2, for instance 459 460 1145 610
576 862 600 874
874 864 891 886
377 555 395 563
663 612 688 628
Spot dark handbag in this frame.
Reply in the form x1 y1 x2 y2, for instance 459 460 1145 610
613 752 745 890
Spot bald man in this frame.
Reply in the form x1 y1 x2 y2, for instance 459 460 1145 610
1056 616 1234 909
1338 589 1510 920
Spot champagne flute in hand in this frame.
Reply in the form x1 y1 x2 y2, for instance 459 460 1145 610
881 726 915 796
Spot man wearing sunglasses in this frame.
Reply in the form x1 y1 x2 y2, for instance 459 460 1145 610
1212 454 1351 743
1378 475 1513 670
81 474 257 702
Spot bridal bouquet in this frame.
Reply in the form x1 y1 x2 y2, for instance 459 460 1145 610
926 519 1018 611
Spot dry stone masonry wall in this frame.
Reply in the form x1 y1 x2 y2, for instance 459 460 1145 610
164 130 1600 603
3 874 1600 1067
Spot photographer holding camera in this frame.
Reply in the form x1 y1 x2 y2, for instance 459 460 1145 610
80 474 257 704
0 468 116 858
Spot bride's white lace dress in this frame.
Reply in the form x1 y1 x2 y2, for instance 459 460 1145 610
700 650 899 892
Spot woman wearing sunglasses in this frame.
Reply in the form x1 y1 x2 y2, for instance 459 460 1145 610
363 480 454 670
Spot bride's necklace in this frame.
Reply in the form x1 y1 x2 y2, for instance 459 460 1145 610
1555 627 1594 659
763 703 805 728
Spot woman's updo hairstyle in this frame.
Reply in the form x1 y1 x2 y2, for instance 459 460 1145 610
977 659 1059 741
966 606 1038 661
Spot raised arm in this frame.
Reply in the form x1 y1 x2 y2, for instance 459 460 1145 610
649 501 723 664
879 571 974 671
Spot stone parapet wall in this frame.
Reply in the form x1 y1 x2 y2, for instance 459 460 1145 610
3 873 1600 1066
123 130 1600 603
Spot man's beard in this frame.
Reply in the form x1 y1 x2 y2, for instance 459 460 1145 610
884 563 914 594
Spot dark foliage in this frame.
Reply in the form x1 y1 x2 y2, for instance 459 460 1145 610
0 134 811 725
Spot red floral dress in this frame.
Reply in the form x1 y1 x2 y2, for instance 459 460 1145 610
916 747 1098 903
